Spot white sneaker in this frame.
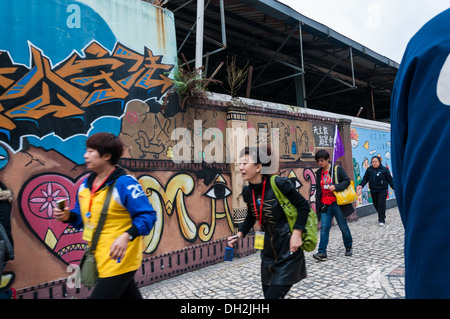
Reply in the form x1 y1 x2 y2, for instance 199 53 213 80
379 222 385 226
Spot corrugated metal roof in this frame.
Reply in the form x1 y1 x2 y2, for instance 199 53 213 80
248 0 399 68
164 0 398 121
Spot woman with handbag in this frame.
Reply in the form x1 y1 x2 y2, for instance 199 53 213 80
313 149 354 262
54 133 156 299
356 156 394 226
227 146 311 299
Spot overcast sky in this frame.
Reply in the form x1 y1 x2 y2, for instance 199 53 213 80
278 0 450 63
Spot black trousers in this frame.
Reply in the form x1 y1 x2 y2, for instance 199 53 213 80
371 190 388 223
89 270 142 299
262 284 293 299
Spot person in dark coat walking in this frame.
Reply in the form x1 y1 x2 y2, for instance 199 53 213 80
0 181 13 263
0 181 15 296
357 156 394 225
313 150 354 261
227 146 311 299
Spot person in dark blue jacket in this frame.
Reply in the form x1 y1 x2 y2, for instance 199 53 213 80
0 181 14 298
391 8 450 299
356 156 394 225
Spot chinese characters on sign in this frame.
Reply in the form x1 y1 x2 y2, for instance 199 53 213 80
312 123 335 148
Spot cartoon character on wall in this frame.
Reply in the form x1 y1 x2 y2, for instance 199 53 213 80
351 128 359 149
351 126 395 206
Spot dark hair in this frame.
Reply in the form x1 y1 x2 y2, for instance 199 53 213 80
239 144 273 167
371 156 382 164
86 132 124 165
315 149 330 162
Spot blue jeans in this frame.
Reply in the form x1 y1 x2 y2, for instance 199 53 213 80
318 202 353 254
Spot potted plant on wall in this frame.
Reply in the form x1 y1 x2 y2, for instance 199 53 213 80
225 55 249 108
161 54 222 115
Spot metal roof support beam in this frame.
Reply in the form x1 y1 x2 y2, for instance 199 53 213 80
252 72 304 89
247 22 307 106
252 24 299 86
177 21 225 49
307 87 357 101
298 22 307 108
175 0 227 67
219 0 226 47
171 0 195 13
177 20 197 54
195 0 205 70
172 0 194 13
253 57 303 73
350 46 356 87
274 58 304 72
365 80 375 120
306 50 347 99
306 47 356 100
177 0 211 54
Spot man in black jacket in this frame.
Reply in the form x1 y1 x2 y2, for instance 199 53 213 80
357 156 394 225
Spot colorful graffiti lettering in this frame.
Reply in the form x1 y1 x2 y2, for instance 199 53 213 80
19 171 233 265
139 173 197 243
280 168 317 212
0 41 174 151
303 168 317 212
139 173 233 247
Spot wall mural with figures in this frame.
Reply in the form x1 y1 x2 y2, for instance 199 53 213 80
0 0 180 290
18 168 234 266
0 0 344 297
350 126 395 207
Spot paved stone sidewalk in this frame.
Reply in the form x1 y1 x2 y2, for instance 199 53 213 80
140 207 405 299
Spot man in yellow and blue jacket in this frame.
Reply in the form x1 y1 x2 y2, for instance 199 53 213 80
56 132 156 298
68 167 156 280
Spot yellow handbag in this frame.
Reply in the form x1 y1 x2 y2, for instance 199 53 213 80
332 166 358 205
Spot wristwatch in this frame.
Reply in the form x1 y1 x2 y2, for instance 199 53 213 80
128 234 133 241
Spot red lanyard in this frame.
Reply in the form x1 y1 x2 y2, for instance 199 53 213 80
87 169 115 217
252 178 267 225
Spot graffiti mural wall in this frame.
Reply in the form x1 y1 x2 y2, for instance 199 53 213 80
351 126 395 207
0 0 351 297
0 0 181 289
0 0 177 163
